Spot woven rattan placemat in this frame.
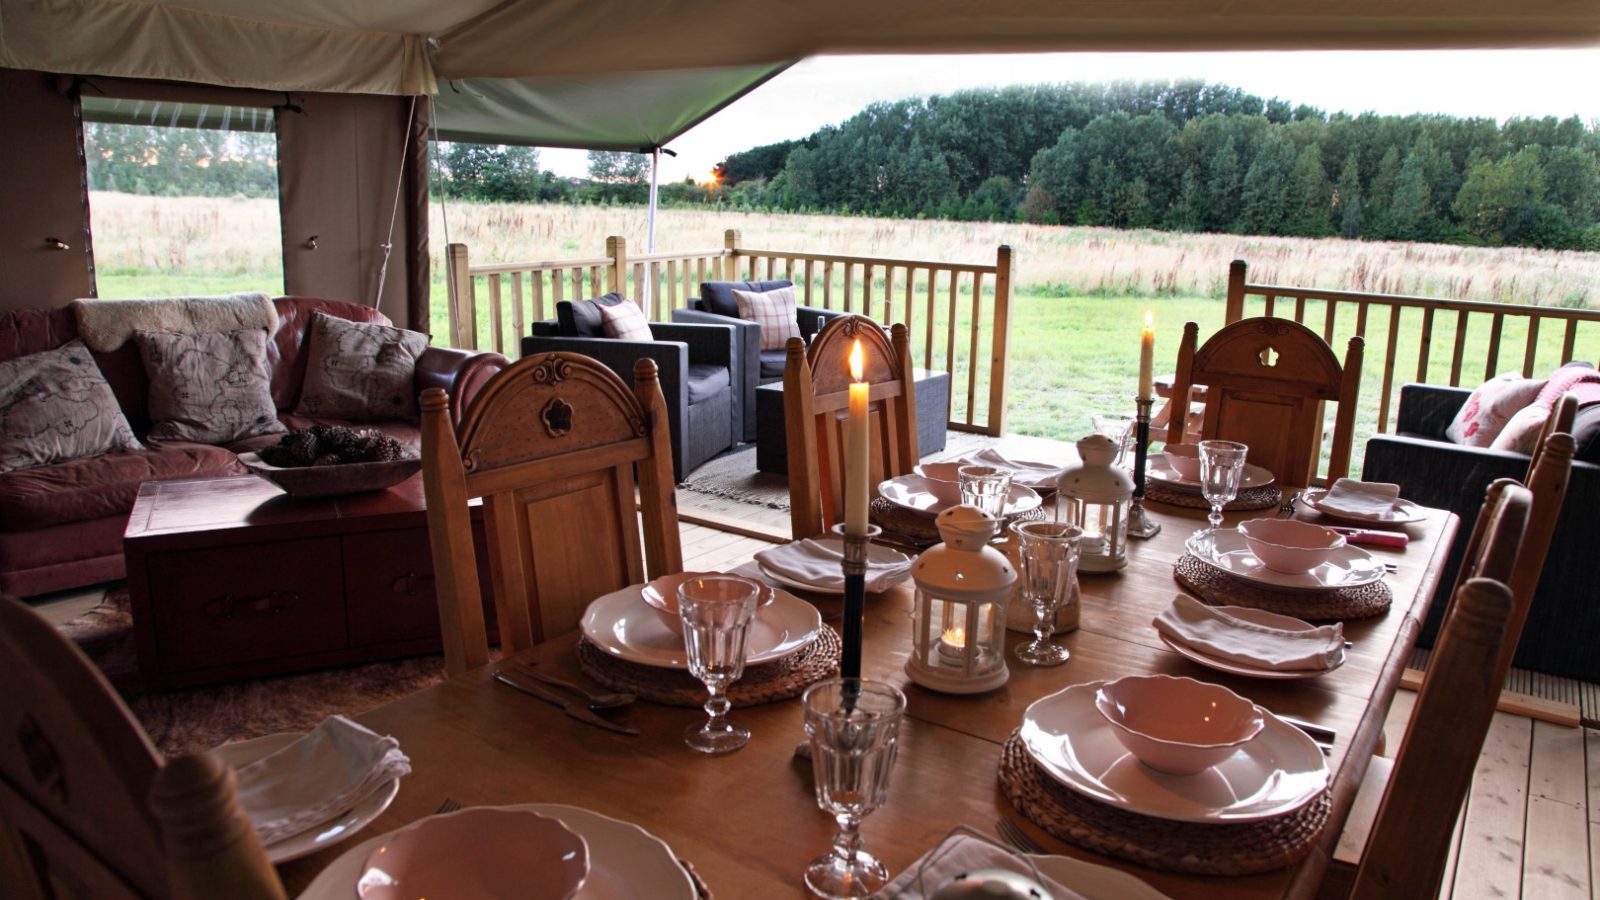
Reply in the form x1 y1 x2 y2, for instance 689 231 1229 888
997 732 1330 876
1173 553 1393 621
1144 482 1282 511
575 626 840 708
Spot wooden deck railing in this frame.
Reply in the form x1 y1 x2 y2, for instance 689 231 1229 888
445 231 1013 436
1224 259 1600 435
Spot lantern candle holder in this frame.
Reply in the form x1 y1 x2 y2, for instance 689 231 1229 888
906 506 1017 694
1056 434 1134 573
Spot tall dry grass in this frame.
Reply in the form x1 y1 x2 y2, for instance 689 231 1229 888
88 192 1600 307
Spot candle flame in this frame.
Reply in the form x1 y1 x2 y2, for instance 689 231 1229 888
848 339 864 381
941 626 966 648
1144 310 1153 328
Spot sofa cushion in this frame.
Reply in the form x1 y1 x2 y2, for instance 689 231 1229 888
1446 372 1545 447
135 329 286 444
685 364 732 406
759 348 786 380
295 310 429 423
732 285 802 350
0 442 242 531
268 298 392 411
1573 404 1600 466
556 294 629 338
599 299 654 342
699 280 793 320
0 340 144 474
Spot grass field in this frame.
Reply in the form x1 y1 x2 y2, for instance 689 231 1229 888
89 192 1600 470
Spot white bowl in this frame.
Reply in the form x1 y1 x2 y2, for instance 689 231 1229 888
1237 519 1347 574
641 572 772 634
1094 675 1264 775
357 808 589 900
1161 443 1202 481
911 462 964 505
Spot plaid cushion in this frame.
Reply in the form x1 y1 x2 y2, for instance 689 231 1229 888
599 299 654 342
732 285 801 351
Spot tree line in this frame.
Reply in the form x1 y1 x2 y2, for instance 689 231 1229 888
715 81 1600 250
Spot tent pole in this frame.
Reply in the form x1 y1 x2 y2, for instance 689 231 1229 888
644 147 660 312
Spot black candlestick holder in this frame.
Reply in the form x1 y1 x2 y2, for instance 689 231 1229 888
1127 396 1161 539
832 522 881 682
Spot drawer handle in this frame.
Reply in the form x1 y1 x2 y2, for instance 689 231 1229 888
391 573 435 597
204 590 295 619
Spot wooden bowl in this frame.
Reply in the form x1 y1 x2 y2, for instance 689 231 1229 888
238 452 420 499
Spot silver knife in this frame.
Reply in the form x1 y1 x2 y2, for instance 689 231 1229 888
493 670 639 735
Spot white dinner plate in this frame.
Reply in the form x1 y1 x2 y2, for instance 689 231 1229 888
580 584 822 669
1185 528 1386 593
1301 488 1428 525
1147 457 1276 491
754 538 912 596
211 732 399 864
1019 683 1328 823
877 474 1043 516
1031 854 1173 899
298 803 695 900
1157 605 1347 680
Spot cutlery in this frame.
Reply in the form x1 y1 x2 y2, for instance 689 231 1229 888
1326 525 1409 548
493 670 639 735
994 818 1045 855
435 797 462 815
1277 491 1300 519
1277 715 1336 753
511 662 636 709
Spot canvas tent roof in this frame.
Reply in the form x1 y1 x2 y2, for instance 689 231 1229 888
2 0 1597 150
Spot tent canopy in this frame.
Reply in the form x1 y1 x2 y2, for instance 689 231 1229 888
3 0 1598 150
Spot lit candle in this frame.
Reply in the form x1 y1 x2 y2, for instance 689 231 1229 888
844 339 870 536
1137 310 1154 402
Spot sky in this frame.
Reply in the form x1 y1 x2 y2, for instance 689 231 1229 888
537 48 1600 183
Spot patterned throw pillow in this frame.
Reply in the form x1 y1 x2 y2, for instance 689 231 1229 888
731 285 802 351
135 329 286 444
599 299 655 342
0 339 143 473
295 311 430 423
1445 372 1546 447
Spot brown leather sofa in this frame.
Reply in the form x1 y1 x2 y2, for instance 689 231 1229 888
0 297 508 597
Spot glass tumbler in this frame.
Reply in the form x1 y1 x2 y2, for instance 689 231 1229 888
677 575 761 754
957 465 1013 517
802 678 907 899
1010 521 1083 666
1198 440 1249 535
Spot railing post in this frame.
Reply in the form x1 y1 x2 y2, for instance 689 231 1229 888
985 245 1014 437
1225 259 1248 323
446 242 474 350
724 229 741 281
606 235 627 296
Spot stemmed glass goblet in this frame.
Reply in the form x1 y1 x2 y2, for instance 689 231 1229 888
1010 521 1082 666
677 575 761 754
1198 440 1249 537
802 678 907 899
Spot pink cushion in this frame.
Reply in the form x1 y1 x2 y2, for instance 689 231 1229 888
599 299 654 342
1446 373 1546 447
1490 404 1549 454
732 286 802 351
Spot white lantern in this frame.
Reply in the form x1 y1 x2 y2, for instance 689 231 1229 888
906 505 1017 694
1056 435 1134 573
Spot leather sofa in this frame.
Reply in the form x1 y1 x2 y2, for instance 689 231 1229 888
0 297 508 597
1362 383 1600 681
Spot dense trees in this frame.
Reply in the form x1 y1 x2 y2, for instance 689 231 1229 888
717 80 1600 249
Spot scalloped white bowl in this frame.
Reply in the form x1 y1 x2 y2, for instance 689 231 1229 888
1095 675 1264 775
1238 518 1347 574
1161 443 1202 481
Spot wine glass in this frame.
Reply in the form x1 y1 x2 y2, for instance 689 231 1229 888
1010 521 1083 666
957 465 1012 517
1198 440 1249 535
1091 413 1137 466
677 575 761 754
802 678 906 899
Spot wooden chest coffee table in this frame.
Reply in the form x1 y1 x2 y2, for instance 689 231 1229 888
124 474 488 689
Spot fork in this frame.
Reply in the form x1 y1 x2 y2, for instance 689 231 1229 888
1278 491 1301 519
435 798 462 815
511 662 636 709
994 818 1045 855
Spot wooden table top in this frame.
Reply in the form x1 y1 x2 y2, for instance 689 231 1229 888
277 491 1457 899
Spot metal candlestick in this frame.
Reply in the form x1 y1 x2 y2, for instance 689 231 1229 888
832 523 881 682
1127 396 1161 539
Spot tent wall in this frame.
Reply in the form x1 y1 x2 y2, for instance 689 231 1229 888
0 70 93 312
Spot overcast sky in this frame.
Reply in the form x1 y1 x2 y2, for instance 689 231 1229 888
539 48 1600 183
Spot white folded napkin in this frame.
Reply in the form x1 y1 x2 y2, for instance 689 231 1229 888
879 834 1086 899
1153 594 1344 671
755 538 912 592
232 715 411 845
959 448 1067 490
1318 478 1402 518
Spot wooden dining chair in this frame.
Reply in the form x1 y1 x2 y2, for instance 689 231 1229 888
422 353 684 675
1166 317 1364 487
782 315 919 540
0 596 284 900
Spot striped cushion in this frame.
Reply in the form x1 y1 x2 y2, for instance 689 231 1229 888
599 299 654 342
732 285 801 351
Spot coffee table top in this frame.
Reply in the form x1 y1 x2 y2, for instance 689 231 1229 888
124 473 442 547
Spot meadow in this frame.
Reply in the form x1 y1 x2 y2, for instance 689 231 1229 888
89 192 1600 467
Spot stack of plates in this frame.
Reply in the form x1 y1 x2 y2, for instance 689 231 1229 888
1146 458 1276 492
753 538 912 597
1184 529 1385 594
580 580 824 670
877 474 1044 517
1019 683 1329 824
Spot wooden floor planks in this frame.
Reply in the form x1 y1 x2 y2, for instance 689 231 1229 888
1524 721 1591 898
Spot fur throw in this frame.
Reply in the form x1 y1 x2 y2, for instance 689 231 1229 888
71 293 278 352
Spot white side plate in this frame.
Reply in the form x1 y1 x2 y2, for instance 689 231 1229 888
1147 457 1275 491
580 584 821 669
1158 605 1347 680
878 474 1043 516
1301 488 1428 525
1185 529 1385 593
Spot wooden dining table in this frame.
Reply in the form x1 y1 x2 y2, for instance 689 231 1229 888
277 484 1456 899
